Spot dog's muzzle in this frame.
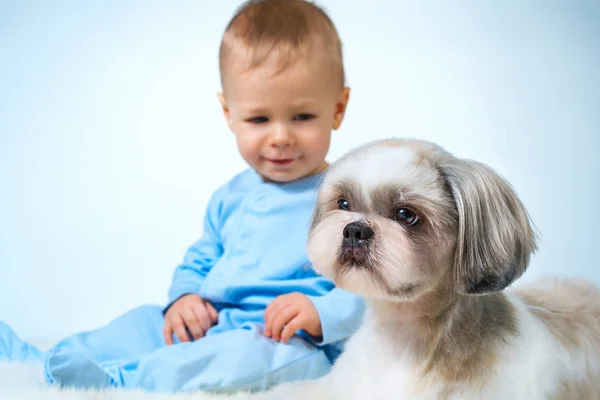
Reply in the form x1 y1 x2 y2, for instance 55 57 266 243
340 221 374 264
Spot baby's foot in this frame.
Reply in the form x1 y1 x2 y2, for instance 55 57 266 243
44 348 114 390
0 322 45 362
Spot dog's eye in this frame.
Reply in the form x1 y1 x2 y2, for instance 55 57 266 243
337 199 350 211
395 208 419 226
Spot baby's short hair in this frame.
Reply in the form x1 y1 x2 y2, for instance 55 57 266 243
219 0 345 89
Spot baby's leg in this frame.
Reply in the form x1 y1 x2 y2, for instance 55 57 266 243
0 321 45 362
44 304 165 389
132 322 332 394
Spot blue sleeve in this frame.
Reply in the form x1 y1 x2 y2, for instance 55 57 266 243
165 191 224 311
306 287 366 346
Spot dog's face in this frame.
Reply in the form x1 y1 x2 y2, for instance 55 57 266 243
307 138 538 300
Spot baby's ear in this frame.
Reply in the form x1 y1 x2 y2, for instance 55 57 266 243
333 86 351 130
217 93 233 131
440 158 538 295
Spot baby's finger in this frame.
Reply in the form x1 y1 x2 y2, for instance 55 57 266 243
163 320 174 345
264 298 287 336
264 307 272 337
280 316 302 344
172 314 191 344
183 308 204 340
192 302 212 334
264 299 279 323
264 304 276 337
205 302 218 324
271 306 298 342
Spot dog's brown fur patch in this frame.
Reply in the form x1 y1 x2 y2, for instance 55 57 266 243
515 279 600 399
370 279 518 398
425 292 518 384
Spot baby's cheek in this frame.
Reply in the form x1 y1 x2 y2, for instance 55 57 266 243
301 132 331 158
237 148 261 169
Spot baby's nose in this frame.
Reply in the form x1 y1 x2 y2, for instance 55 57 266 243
269 124 294 146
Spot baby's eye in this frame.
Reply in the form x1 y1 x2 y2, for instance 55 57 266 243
246 116 269 124
293 114 315 121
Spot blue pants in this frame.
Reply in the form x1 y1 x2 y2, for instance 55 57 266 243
1 305 333 393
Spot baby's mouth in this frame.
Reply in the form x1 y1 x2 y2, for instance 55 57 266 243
264 157 298 166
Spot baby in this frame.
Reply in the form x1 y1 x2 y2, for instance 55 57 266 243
0 0 365 394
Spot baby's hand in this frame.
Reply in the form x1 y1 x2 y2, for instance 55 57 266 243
264 292 322 344
163 294 218 345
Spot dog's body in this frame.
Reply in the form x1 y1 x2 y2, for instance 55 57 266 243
240 138 600 400
323 281 600 400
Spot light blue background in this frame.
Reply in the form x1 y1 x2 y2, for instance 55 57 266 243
1 0 599 341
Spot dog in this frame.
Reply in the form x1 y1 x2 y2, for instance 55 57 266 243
239 138 600 400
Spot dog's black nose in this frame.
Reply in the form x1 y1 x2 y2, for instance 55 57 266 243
341 222 373 264
343 221 374 243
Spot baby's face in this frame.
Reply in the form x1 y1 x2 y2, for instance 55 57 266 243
219 54 349 183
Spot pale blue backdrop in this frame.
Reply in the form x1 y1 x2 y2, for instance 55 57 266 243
1 0 599 341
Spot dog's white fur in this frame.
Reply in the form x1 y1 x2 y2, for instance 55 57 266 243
238 138 600 400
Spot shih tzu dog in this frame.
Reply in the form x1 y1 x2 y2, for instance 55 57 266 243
243 138 600 400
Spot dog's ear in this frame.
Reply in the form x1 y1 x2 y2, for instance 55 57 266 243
309 197 325 232
440 158 538 295
309 178 329 233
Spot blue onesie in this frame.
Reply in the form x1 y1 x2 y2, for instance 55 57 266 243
0 168 365 393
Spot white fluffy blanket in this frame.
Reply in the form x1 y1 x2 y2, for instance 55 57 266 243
0 361 251 399
0 361 250 400
0 337 253 400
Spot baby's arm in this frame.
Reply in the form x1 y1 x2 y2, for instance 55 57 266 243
263 283 365 346
305 286 366 346
166 191 224 311
162 190 225 343
264 292 323 343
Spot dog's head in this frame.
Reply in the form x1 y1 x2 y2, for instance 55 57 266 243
308 138 538 300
